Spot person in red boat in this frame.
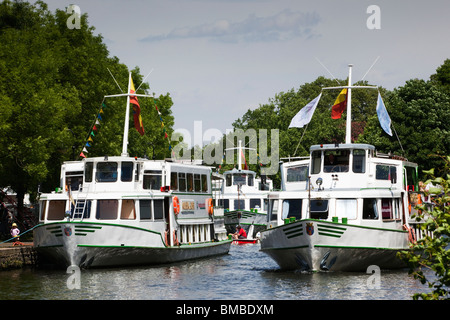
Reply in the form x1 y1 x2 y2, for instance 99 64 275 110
232 225 247 239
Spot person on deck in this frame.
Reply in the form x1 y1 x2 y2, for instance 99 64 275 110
232 225 247 240
10 223 22 246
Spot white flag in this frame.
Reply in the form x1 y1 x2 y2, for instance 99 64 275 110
376 92 393 136
289 93 322 128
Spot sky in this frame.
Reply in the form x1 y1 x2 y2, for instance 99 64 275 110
40 0 449 148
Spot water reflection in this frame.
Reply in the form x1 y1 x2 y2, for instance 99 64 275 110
0 244 431 300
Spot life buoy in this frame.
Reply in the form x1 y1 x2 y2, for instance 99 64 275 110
206 198 214 215
173 196 180 215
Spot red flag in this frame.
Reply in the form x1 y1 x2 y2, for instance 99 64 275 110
130 78 145 135
80 152 86 158
331 89 347 119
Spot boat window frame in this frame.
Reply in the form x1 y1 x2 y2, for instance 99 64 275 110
121 162 134 182
143 170 163 190
286 165 308 182
352 149 366 173
96 162 118 183
96 199 118 220
310 199 329 219
282 199 302 220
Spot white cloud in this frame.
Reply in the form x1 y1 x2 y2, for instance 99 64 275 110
140 9 321 43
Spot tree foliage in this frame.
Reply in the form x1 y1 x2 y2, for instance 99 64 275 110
398 156 450 300
0 1 174 209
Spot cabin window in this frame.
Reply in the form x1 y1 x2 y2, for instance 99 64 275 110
186 173 194 192
47 200 66 220
85 162 93 183
234 199 245 211
226 174 232 187
268 199 279 222
250 199 261 210
218 199 229 210
286 166 308 182
248 175 254 186
405 166 418 191
139 200 152 220
193 174 201 192
311 151 321 174
96 162 118 182
179 173 186 191
310 199 328 219
381 199 392 220
324 150 349 173
65 171 83 191
154 199 164 220
233 174 246 186
202 174 208 193
96 200 118 220
353 149 366 173
121 162 133 182
143 170 162 190
363 198 378 219
335 199 357 220
39 200 47 220
170 172 178 191
121 199 136 220
376 165 397 182
134 163 140 181
282 199 302 220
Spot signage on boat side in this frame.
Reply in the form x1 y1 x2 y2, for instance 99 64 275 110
306 223 314 236
181 200 195 213
64 226 72 236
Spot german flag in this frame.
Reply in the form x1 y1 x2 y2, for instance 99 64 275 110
130 78 145 135
331 88 347 119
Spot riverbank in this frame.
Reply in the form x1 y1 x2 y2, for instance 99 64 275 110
0 242 37 270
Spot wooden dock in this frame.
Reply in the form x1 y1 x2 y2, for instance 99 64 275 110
0 242 37 269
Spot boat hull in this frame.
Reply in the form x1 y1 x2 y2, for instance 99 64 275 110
260 219 409 272
34 222 231 268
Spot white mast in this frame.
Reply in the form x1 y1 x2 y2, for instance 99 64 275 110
121 72 132 156
103 72 155 157
225 140 255 171
322 64 378 144
346 64 353 144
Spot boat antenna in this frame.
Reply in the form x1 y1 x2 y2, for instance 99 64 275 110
107 67 124 92
134 68 154 93
360 56 380 82
315 57 341 85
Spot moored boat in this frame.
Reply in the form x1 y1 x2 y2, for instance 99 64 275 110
213 141 273 238
33 73 231 268
260 65 426 272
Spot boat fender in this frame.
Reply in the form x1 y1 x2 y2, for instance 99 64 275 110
173 196 180 215
403 224 416 244
173 230 180 246
206 198 213 215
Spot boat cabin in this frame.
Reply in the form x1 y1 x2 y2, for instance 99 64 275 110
266 143 420 228
38 156 217 246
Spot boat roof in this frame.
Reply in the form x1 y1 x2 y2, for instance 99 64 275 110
310 143 376 152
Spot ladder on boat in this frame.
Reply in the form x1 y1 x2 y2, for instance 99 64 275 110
70 184 90 221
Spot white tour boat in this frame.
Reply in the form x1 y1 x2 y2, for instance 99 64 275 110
33 74 231 268
213 141 273 239
260 65 425 271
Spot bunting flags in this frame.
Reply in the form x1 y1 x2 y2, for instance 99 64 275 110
130 78 145 136
289 93 322 128
79 102 107 159
376 92 393 136
331 89 347 119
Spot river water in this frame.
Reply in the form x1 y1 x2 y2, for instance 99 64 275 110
0 243 431 300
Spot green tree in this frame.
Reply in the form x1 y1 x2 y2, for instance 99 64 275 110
398 156 450 300
0 1 174 215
